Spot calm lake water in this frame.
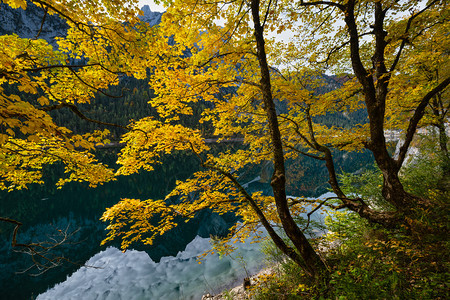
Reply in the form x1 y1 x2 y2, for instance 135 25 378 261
0 149 373 299
0 151 236 299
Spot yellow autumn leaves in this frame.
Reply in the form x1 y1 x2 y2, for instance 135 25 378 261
2 0 448 256
0 0 145 191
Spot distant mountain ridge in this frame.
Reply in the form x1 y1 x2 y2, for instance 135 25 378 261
0 1 67 45
0 2 163 45
139 5 164 27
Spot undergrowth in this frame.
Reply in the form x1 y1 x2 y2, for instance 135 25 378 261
250 139 449 299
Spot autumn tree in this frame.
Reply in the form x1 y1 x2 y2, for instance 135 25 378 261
276 0 449 226
100 0 448 285
0 0 147 268
385 9 449 189
2 0 448 287
0 0 148 190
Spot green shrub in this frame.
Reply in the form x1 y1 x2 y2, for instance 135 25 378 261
251 135 448 299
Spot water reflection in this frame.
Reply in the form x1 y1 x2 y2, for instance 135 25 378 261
0 151 236 299
0 148 374 299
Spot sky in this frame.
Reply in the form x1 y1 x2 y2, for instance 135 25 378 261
138 0 166 12
136 0 293 44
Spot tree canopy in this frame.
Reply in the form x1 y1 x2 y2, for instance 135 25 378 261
0 0 149 190
1 0 449 287
100 0 449 283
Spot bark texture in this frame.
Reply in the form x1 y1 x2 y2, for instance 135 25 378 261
250 0 328 282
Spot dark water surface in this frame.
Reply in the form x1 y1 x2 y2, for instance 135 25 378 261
0 151 237 300
0 148 374 299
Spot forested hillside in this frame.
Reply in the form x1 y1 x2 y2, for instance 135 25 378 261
50 75 370 140
0 1 370 141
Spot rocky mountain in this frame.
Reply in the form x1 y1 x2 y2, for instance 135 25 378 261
0 1 67 45
0 2 164 45
139 5 164 27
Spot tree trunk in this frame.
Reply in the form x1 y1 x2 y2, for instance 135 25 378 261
343 0 432 219
437 120 450 191
250 0 328 283
432 95 450 191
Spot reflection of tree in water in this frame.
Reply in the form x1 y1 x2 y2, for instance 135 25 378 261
0 216 85 277
0 139 374 299
285 150 374 197
0 149 237 299
0 216 104 300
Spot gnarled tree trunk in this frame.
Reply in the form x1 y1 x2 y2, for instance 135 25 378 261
251 0 329 284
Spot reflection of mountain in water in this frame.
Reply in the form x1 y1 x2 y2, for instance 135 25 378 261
37 234 265 300
0 143 374 299
0 150 236 299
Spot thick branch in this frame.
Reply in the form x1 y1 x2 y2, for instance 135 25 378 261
302 110 402 227
203 163 311 272
304 107 347 200
300 0 345 11
372 1 389 81
395 76 450 168
344 0 374 93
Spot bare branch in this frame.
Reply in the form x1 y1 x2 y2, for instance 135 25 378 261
0 217 100 276
34 3 48 40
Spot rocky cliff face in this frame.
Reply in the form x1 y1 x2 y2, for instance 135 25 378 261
0 2 163 45
0 2 67 45
139 5 164 27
